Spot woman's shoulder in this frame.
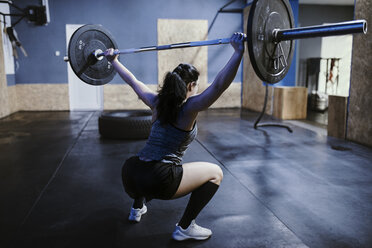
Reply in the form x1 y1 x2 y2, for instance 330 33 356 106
183 93 200 109
174 104 197 131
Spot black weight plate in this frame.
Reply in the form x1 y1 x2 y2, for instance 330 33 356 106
68 24 118 86
247 0 295 84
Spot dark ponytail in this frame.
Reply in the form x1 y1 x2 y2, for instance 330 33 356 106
157 63 199 124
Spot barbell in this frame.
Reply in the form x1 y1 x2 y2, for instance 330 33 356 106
65 0 367 86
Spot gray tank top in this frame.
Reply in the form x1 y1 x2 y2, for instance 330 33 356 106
138 119 197 165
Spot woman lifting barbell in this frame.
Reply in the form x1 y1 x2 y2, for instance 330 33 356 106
104 32 245 241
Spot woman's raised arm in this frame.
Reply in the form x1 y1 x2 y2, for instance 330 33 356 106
184 32 245 113
105 49 158 109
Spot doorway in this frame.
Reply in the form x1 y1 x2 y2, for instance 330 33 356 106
66 24 103 111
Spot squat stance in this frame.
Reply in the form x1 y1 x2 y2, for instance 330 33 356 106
105 32 245 241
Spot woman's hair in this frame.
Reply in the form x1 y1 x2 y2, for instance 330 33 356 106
157 63 199 124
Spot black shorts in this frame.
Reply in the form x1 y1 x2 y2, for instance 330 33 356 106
121 156 183 201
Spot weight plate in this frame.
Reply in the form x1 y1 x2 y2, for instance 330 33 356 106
247 0 295 84
68 24 118 86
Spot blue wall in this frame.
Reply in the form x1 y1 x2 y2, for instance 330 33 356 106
11 0 245 85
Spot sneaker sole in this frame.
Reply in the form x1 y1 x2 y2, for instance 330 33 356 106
172 231 211 241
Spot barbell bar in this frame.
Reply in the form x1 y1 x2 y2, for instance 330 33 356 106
63 38 232 61
95 37 233 57
65 0 367 86
273 20 367 42
94 20 366 58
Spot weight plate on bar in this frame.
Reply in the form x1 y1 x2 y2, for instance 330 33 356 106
68 24 118 85
247 0 295 84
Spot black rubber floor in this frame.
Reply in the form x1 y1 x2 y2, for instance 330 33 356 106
0 109 371 248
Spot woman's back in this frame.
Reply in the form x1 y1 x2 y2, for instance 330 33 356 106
138 118 197 165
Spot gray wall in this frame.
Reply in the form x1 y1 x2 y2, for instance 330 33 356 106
10 0 245 85
297 4 354 86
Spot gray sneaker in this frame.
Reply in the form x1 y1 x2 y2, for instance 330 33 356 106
128 204 147 222
172 220 212 241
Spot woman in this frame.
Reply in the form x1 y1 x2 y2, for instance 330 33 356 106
104 32 245 241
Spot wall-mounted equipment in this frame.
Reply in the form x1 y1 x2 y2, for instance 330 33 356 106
0 0 50 26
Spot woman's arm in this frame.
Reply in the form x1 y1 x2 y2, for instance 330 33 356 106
184 33 245 113
105 49 158 109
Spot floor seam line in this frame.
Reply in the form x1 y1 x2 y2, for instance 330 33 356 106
196 138 310 248
14 112 95 236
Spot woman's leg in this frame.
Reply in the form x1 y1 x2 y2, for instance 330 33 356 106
132 197 145 209
172 162 223 229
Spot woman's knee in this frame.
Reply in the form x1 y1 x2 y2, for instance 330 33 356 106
208 163 223 185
